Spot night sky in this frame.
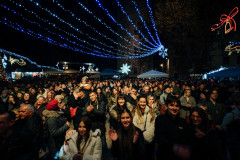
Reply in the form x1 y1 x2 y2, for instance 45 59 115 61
0 0 240 71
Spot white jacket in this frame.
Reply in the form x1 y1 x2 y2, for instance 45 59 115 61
133 106 155 143
59 130 102 160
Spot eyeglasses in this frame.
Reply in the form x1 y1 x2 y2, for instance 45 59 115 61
191 115 201 119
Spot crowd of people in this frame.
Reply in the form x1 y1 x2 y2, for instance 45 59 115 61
0 75 240 160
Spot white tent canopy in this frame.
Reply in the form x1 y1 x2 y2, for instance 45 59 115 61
137 70 168 78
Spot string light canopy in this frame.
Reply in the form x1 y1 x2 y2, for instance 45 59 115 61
0 0 167 59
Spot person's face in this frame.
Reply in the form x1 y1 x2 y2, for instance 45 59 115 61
186 90 191 97
165 88 170 93
118 98 125 106
121 112 132 129
191 111 202 126
89 92 97 102
56 98 62 103
8 95 14 102
31 89 36 95
1 92 7 98
14 87 19 92
171 81 175 86
17 92 23 98
200 84 204 90
24 93 30 101
144 87 150 93
0 113 13 136
37 97 44 105
167 102 180 117
139 98 147 110
97 89 101 94
200 93 206 100
210 90 218 101
19 106 32 119
113 89 118 95
148 97 154 105
78 121 87 136
47 92 52 98
131 89 137 95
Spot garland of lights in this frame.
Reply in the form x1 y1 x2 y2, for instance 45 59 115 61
0 48 63 71
4 0 167 58
146 0 161 45
1 4 134 57
211 7 238 34
1 17 164 59
131 0 159 46
0 18 117 58
112 0 158 47
95 0 159 50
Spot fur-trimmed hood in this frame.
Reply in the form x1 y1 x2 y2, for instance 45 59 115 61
42 109 64 118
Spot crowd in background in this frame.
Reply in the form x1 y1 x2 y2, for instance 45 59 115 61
0 76 240 160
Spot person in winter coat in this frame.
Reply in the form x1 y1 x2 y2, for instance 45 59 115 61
109 109 146 160
132 96 156 160
109 95 133 130
155 95 192 160
180 89 197 119
59 116 102 160
43 99 70 159
190 107 222 160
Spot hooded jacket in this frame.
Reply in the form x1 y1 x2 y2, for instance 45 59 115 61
59 130 102 160
42 109 69 158
132 105 155 143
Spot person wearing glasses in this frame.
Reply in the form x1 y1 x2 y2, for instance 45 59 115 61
189 107 222 160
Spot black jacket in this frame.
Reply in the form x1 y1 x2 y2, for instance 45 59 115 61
155 113 192 160
82 100 106 134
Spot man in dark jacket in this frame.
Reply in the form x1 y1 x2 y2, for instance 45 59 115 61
0 107 35 160
19 103 43 159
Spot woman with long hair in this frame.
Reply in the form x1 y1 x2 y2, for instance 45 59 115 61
109 109 145 160
133 96 156 160
59 116 102 160
109 95 133 130
189 107 222 160
147 95 160 116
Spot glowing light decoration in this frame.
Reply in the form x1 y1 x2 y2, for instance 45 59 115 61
9 56 26 66
2 54 7 68
207 66 227 75
0 48 62 71
158 46 168 58
3 0 167 58
211 7 238 34
225 43 240 55
82 66 85 72
120 63 131 75
95 68 99 72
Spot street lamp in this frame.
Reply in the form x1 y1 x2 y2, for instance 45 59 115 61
160 64 163 72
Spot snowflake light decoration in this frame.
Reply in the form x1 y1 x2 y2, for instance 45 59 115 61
120 63 131 75
2 54 7 68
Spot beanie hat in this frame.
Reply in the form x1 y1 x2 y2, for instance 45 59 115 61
46 99 58 110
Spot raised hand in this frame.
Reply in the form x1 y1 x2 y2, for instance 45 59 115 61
108 129 118 142
133 131 139 144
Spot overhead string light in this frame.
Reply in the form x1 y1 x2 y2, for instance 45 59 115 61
52 0 152 52
1 17 157 59
6 0 165 58
131 0 160 46
113 0 159 47
2 3 135 57
95 0 159 50
22 0 156 56
0 18 116 58
0 48 63 71
146 0 161 45
8 1 140 57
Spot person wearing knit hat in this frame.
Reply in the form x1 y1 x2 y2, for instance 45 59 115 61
43 99 70 159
